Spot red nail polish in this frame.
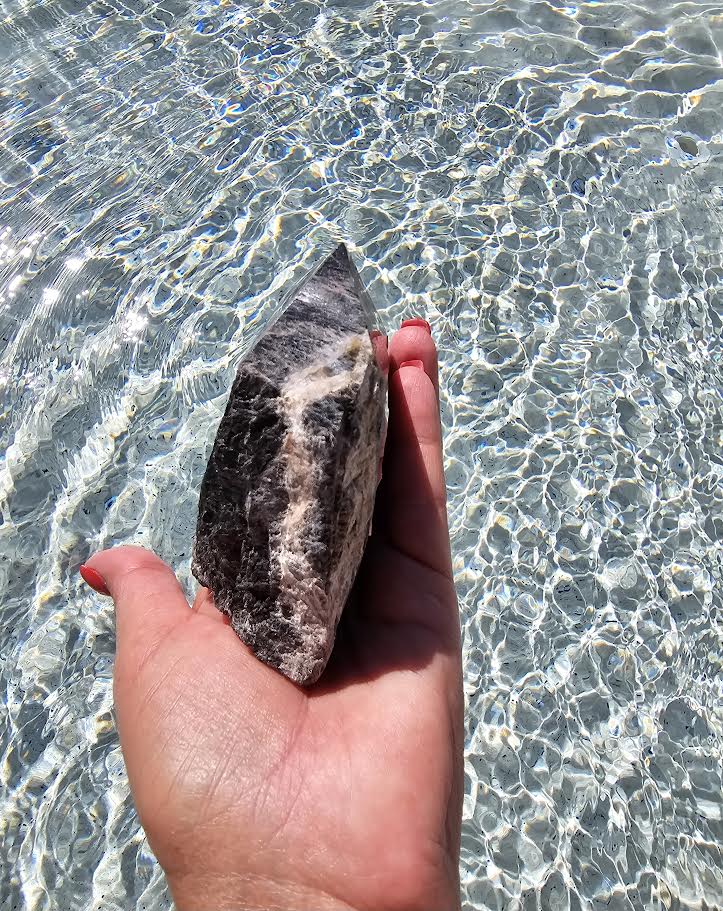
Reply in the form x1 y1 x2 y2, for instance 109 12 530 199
399 359 425 370
401 318 431 334
79 564 111 596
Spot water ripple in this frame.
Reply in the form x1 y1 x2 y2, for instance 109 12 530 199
1 0 722 909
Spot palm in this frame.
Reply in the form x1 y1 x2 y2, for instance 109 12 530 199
87 324 463 911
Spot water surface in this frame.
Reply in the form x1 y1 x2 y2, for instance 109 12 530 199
1 0 722 908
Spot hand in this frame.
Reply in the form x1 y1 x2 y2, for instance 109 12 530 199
82 322 463 911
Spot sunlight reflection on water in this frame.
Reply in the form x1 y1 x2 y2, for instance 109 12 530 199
1 0 722 908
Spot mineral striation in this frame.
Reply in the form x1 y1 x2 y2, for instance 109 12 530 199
193 245 387 685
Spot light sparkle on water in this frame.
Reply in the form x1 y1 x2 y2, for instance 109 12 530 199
0 1 722 910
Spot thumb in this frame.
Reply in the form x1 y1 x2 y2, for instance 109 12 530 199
83 545 191 675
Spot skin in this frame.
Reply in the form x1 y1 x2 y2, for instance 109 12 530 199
85 324 463 911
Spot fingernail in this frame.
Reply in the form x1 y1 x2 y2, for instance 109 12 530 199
79 564 111 596
401 318 431 334
399 359 425 370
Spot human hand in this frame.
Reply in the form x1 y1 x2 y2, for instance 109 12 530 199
81 321 463 911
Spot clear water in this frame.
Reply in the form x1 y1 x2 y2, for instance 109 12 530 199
1 0 722 908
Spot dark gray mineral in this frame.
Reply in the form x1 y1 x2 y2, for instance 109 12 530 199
193 245 387 685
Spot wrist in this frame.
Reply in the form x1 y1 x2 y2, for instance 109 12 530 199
169 872 360 911
169 871 460 911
